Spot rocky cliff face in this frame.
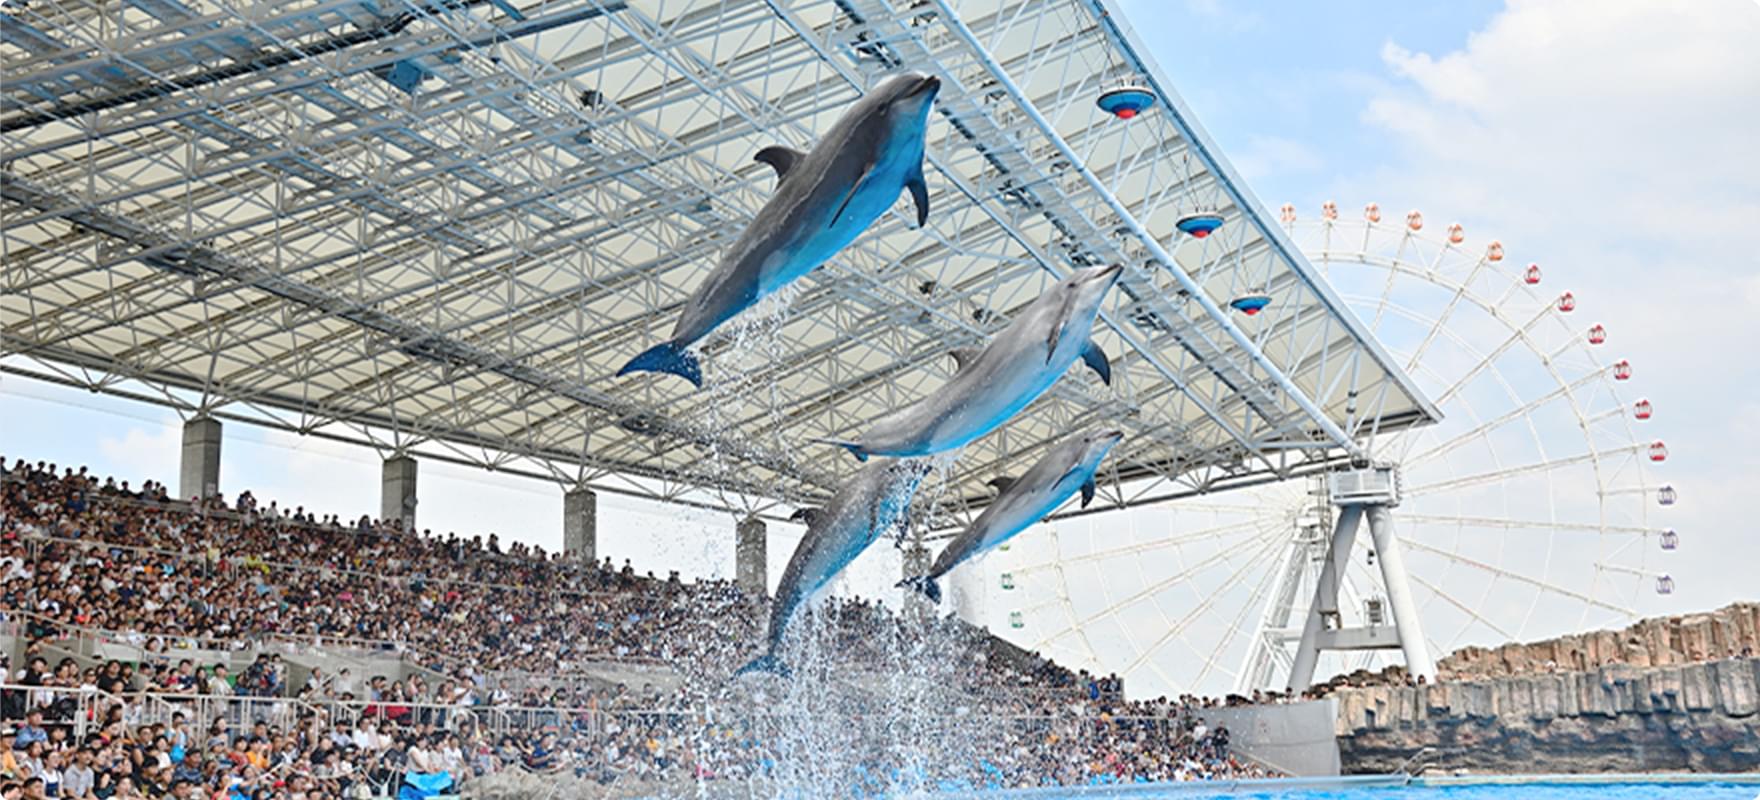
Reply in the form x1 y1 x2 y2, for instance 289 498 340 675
1440 603 1760 681
1334 657 1760 774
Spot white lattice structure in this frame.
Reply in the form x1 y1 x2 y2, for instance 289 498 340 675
1 0 1436 527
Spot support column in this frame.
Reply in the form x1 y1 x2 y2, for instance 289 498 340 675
736 517 766 597
1287 505 1363 691
563 487 597 562
1366 505 1437 682
178 416 222 500
380 455 418 530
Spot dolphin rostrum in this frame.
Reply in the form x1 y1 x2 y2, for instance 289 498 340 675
737 458 931 677
899 430 1124 604
616 72 943 387
815 263 1122 461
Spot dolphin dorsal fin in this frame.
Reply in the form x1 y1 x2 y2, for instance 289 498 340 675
948 346 982 372
789 507 824 527
986 475 1017 494
754 146 806 184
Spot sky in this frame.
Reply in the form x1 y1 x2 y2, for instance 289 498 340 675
2 0 1756 694
1112 0 1759 613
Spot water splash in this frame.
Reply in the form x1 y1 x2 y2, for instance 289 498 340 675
692 282 808 514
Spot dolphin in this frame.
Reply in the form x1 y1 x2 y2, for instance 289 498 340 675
815 263 1122 461
616 72 943 387
899 430 1124 603
737 458 931 677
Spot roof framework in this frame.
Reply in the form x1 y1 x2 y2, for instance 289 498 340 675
2 0 1438 523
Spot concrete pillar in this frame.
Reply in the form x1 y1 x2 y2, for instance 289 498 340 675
563 487 597 562
380 455 418 529
178 416 222 500
736 517 767 597
1289 505 1364 691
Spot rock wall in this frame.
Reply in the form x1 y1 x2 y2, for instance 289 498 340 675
1334 658 1760 774
1440 603 1760 680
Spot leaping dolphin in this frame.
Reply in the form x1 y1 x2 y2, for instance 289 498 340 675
899 430 1124 603
737 458 931 677
617 72 943 387
815 263 1122 461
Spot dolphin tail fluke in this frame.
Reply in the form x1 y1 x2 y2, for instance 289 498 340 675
735 653 791 678
617 341 702 388
810 437 869 462
896 575 942 604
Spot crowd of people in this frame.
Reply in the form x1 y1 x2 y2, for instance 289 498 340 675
1 457 1270 796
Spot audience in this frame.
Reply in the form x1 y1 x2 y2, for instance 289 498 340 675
0 457 1270 795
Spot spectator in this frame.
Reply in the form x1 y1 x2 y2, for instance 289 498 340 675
0 458 1279 791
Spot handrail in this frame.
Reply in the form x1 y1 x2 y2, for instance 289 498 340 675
3 592 664 676
0 676 1216 731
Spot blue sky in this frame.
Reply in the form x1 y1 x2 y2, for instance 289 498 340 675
3 0 1755 687
1118 0 1759 613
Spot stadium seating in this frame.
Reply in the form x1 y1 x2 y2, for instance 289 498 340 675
1 458 1268 796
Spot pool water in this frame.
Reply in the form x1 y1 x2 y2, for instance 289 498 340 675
1218 784 1756 799
956 777 1760 799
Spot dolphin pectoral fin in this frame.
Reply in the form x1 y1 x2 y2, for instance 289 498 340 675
1081 478 1098 508
809 437 869 462
754 146 805 184
829 163 882 227
986 475 1017 495
829 184 860 227
1080 338 1112 385
897 575 942 604
617 341 703 388
1045 321 1065 364
906 168 930 227
788 507 824 527
1045 291 1077 364
947 346 981 372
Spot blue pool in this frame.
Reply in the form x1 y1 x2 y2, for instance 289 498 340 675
950 776 1760 799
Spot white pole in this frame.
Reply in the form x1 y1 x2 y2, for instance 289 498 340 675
1366 505 1436 681
1287 505 1363 691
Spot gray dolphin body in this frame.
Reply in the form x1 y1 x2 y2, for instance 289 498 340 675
818 263 1123 461
900 430 1124 603
617 72 942 388
737 458 930 677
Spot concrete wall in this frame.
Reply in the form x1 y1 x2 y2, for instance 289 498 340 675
1334 657 1760 774
1202 698 1341 777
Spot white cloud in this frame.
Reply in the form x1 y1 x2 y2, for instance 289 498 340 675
1341 0 1760 611
96 425 181 488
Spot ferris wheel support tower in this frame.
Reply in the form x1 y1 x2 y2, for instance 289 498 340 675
1285 465 1435 690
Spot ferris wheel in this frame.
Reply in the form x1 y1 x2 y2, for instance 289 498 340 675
980 202 1677 699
